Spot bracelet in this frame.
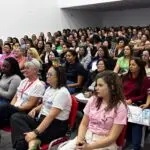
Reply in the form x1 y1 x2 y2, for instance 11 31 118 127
34 129 40 136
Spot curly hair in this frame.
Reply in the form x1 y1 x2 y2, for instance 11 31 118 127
95 71 126 111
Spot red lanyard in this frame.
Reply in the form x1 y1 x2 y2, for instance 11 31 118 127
21 79 37 98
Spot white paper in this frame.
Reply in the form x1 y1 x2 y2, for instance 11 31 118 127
75 93 90 103
91 61 97 71
128 105 150 126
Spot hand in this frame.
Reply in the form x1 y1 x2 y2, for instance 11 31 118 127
76 142 91 150
28 109 37 118
126 99 132 105
24 131 37 142
140 104 149 109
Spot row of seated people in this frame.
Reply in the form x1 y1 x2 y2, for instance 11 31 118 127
0 26 150 149
0 41 150 95
0 56 150 150
0 57 127 150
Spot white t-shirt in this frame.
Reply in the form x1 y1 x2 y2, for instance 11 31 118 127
14 78 45 107
39 86 72 121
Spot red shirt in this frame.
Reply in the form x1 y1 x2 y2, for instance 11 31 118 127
123 76 150 103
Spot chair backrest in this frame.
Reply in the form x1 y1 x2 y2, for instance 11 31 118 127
68 95 78 129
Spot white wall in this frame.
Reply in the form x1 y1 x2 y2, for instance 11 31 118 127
60 10 101 29
58 0 122 8
0 0 101 40
99 8 150 27
0 0 63 40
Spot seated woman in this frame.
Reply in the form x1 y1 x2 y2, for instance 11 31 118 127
0 58 45 128
14 47 26 70
122 57 149 150
10 66 72 150
27 48 43 65
140 88 150 109
85 59 110 92
0 57 23 104
60 71 127 150
114 45 132 75
113 40 125 60
78 46 91 70
88 46 115 72
142 50 150 77
65 50 88 94
40 42 55 81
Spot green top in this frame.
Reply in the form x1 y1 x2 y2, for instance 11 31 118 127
117 56 130 73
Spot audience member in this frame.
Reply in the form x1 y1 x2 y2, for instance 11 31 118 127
60 71 127 150
10 66 72 150
0 58 45 129
0 57 23 103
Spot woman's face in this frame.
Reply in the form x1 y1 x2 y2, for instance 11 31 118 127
14 48 22 57
1 60 11 75
141 35 147 42
97 61 105 72
13 39 17 44
23 64 36 78
62 45 68 53
32 34 36 41
103 41 109 47
14 43 20 49
124 46 131 56
137 32 142 39
72 41 76 47
26 43 31 49
129 60 140 73
27 50 32 57
95 78 109 98
38 41 43 48
66 52 76 63
20 38 25 45
45 44 51 52
79 47 85 56
97 48 104 57
142 51 149 62
118 40 124 47
46 67 57 87
3 45 11 54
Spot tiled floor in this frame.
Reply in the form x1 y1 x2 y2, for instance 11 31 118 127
1 130 150 150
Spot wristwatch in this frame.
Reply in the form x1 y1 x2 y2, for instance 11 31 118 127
34 129 40 136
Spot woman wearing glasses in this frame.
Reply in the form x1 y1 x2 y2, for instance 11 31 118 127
10 66 72 150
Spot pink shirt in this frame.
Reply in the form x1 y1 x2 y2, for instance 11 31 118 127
84 96 127 136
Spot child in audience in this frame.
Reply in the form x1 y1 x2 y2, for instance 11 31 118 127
59 71 127 150
10 66 72 150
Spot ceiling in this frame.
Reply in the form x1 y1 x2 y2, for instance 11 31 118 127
63 0 150 11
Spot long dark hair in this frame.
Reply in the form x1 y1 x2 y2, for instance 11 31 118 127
123 57 146 88
95 71 125 111
2 57 24 79
78 46 88 60
53 66 67 88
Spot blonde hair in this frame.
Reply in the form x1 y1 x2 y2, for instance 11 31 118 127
28 48 43 64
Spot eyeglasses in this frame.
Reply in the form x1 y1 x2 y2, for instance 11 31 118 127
46 73 56 77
